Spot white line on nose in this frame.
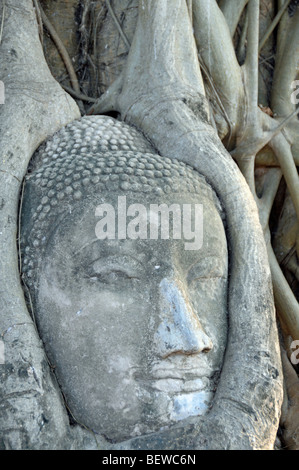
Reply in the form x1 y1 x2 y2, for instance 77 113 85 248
154 278 213 359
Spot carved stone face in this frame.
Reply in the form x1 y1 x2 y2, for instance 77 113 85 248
35 187 228 442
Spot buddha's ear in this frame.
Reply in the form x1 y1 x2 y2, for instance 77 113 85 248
0 0 81 449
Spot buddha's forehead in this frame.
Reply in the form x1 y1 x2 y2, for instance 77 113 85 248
21 146 225 285
51 188 227 274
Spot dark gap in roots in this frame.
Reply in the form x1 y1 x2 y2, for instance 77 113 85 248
288 0 299 17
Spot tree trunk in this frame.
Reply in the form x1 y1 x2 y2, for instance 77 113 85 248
1 0 299 450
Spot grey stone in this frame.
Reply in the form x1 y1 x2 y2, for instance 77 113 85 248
21 116 227 444
17 116 282 449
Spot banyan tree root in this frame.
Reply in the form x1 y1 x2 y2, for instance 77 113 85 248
0 0 87 449
89 0 299 344
1 0 298 449
88 0 299 448
89 0 284 449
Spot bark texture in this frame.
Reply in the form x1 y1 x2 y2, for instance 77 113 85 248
0 0 85 449
0 0 291 449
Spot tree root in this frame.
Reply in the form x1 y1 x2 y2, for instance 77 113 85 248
269 245 299 341
193 0 244 143
111 0 283 449
218 0 249 37
194 1 299 348
33 0 43 45
0 0 5 46
0 0 80 449
61 84 97 103
244 0 260 128
38 2 84 113
259 0 292 52
105 0 131 51
1 0 298 449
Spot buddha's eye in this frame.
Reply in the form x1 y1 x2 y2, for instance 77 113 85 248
81 254 142 285
88 269 137 284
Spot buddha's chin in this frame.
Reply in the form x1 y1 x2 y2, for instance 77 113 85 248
93 386 214 444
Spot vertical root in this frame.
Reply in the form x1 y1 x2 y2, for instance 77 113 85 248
218 0 249 37
0 0 6 46
259 0 292 52
38 2 84 112
105 0 130 51
244 0 260 128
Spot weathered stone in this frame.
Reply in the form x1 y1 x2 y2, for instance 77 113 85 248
17 116 282 449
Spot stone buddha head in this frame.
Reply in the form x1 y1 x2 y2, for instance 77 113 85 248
21 116 228 443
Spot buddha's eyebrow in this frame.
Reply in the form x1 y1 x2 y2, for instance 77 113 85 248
87 256 144 279
72 239 144 269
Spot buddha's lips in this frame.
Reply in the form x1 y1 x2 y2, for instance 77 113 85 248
135 365 212 394
149 377 210 393
150 367 211 380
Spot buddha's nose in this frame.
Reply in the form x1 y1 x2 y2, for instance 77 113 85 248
154 278 213 359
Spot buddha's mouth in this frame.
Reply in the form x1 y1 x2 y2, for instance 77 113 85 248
151 365 211 379
149 376 210 393
135 363 213 394
135 373 214 420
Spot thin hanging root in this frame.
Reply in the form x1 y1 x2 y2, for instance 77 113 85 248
93 5 107 58
87 74 123 115
38 3 81 98
198 52 233 145
17 179 25 274
105 0 130 51
61 84 97 103
0 0 5 46
269 245 299 342
270 132 299 222
245 0 260 127
237 7 248 63
269 108 299 137
259 0 292 52
79 0 93 65
186 0 193 21
33 0 43 45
